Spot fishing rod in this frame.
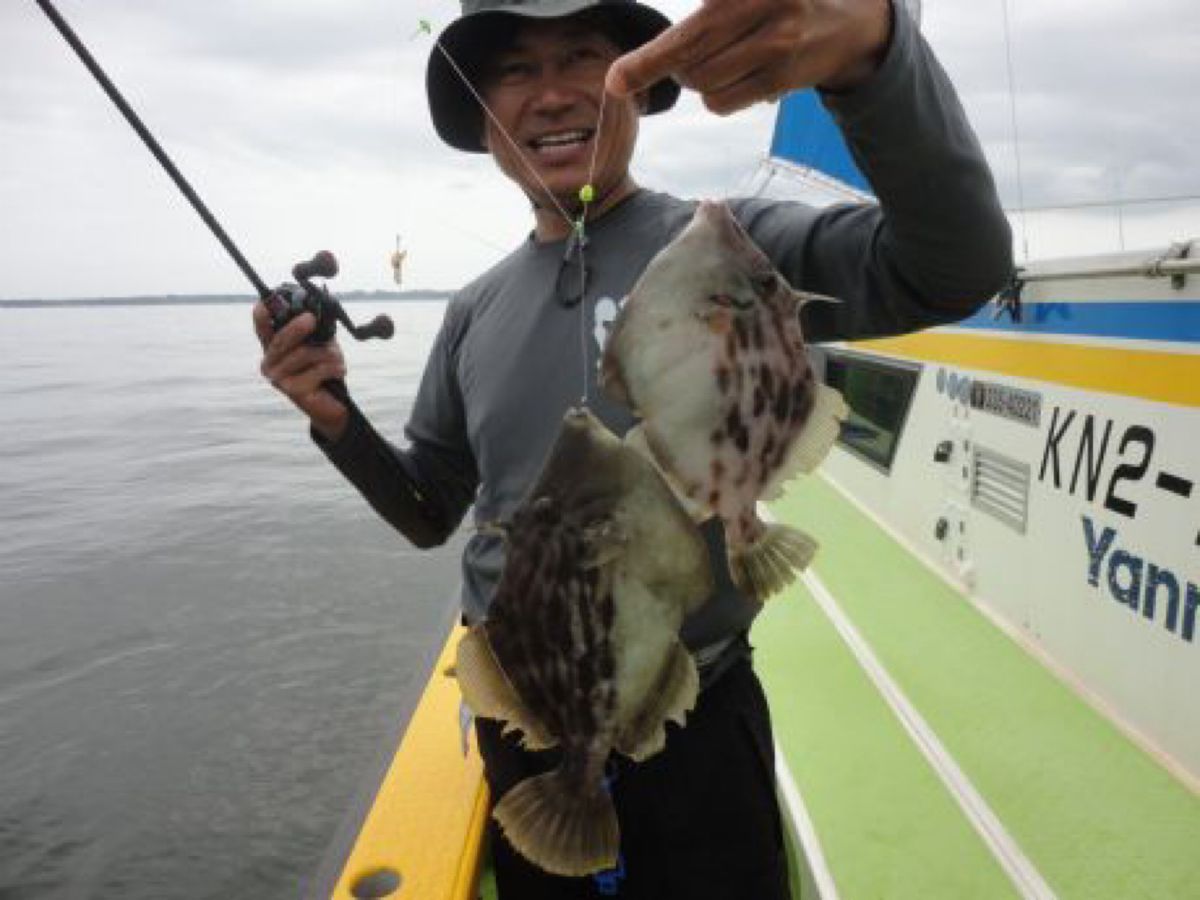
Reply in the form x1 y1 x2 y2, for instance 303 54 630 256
34 0 394 348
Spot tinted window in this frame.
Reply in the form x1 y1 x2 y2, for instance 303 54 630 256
824 351 920 471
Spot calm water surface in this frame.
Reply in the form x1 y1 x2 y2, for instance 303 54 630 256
0 302 465 899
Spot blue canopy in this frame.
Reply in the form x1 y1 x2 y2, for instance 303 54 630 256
769 89 872 196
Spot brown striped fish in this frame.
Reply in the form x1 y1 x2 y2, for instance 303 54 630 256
601 200 848 602
455 408 712 876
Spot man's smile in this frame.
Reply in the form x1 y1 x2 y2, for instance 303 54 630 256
527 127 596 163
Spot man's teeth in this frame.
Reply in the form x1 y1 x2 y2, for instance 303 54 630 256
531 130 591 149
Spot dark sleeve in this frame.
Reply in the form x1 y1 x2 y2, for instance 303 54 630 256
741 2 1014 342
311 301 479 549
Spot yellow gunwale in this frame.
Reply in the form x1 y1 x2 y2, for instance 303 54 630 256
329 625 489 900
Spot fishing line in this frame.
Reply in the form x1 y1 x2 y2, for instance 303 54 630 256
430 40 577 227
575 88 608 405
417 21 615 408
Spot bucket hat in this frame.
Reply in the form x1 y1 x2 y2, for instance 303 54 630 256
427 0 680 152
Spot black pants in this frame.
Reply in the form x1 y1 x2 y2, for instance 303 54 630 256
475 657 792 900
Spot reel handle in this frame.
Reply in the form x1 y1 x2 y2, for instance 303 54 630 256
264 250 395 344
293 250 338 282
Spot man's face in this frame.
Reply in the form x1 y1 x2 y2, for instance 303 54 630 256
479 17 644 211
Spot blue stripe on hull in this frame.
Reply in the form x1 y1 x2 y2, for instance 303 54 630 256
957 301 1200 343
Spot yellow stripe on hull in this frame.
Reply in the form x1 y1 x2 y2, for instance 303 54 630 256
331 626 489 900
859 332 1200 408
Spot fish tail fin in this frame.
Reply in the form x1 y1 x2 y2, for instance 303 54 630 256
493 770 620 877
729 522 818 602
763 384 849 500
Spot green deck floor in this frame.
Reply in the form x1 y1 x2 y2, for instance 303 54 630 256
756 476 1200 899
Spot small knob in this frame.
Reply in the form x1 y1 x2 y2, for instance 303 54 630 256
293 250 338 282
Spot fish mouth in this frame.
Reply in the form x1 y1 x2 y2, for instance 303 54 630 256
694 201 772 271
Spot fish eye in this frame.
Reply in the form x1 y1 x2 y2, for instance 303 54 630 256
752 272 778 297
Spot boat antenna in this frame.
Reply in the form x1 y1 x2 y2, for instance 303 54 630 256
999 0 1031 261
33 0 394 345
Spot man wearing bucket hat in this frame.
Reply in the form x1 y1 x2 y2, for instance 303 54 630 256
257 0 1010 895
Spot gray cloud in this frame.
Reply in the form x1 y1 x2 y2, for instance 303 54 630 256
1 0 1196 297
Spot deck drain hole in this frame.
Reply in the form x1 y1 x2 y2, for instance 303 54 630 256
351 868 402 898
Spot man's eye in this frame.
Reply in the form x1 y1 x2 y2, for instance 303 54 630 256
496 61 535 83
565 46 607 67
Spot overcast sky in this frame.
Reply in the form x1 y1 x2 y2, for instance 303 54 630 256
1 0 1196 299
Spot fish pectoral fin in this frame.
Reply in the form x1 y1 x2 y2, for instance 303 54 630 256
614 640 699 763
762 383 850 500
455 625 556 751
579 519 628 569
729 522 818 602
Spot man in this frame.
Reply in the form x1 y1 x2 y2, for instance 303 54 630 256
255 0 1012 896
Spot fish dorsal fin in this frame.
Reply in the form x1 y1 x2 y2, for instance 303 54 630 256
790 288 842 309
455 625 556 751
613 640 698 762
762 383 849 500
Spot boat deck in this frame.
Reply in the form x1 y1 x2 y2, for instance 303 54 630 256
758 475 1200 898
322 472 1198 899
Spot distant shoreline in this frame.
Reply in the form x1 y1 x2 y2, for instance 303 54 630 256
0 290 454 308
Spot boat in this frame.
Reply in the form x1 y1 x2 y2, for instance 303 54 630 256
309 23 1199 900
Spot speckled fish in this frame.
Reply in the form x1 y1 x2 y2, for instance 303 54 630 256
601 200 848 602
455 408 712 877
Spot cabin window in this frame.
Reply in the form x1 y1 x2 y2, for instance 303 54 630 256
823 350 920 471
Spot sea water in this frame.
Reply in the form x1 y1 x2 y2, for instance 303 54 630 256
0 301 464 899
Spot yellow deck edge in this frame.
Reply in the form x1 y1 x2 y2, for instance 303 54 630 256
330 625 489 900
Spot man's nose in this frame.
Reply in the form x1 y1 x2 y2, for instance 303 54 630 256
528 76 578 115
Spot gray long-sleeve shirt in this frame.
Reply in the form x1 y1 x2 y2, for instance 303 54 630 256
316 5 1013 652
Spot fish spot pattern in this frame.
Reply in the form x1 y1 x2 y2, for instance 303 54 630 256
487 498 617 787
703 295 816 548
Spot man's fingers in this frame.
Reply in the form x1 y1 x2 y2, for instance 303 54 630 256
606 5 719 96
263 343 342 383
276 360 348 406
674 18 779 96
261 313 316 368
702 62 793 117
252 302 274 349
